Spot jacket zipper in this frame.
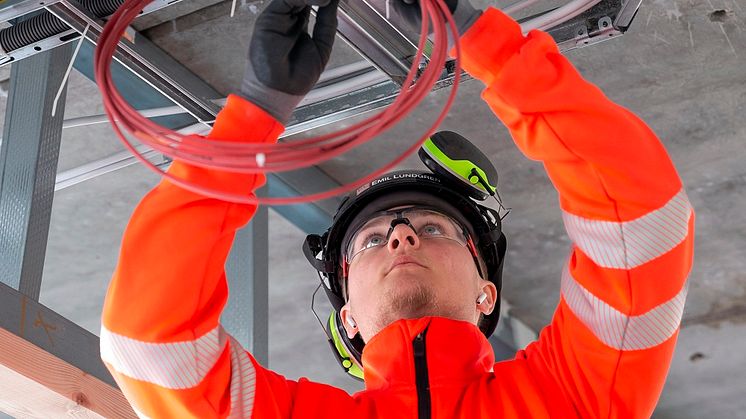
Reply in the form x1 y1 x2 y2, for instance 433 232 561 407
413 330 431 419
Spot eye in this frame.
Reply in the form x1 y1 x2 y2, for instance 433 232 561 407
421 223 444 236
361 234 386 249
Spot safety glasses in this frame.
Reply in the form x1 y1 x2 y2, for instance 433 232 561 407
344 207 471 263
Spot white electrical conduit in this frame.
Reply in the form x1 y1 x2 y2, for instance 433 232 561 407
520 0 603 32
502 0 543 17
56 63 384 190
317 60 377 84
54 121 207 191
55 144 160 191
63 61 382 129
63 105 189 128
298 69 389 106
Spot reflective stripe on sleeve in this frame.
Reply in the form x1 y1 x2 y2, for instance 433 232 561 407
562 189 692 269
561 267 688 350
132 405 152 419
100 325 228 389
227 337 257 418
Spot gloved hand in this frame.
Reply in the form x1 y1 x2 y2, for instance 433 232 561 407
240 0 339 124
393 0 481 48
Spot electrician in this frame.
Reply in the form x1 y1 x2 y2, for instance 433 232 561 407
100 0 694 417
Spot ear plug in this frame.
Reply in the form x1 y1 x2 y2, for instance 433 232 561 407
476 292 488 305
348 317 357 328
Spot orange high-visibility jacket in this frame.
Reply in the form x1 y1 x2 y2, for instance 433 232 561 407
101 8 694 418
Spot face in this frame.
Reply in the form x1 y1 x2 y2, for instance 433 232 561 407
339 207 497 342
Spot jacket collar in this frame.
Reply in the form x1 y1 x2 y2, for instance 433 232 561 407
361 317 495 391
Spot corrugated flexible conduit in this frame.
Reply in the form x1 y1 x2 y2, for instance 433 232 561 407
0 0 123 53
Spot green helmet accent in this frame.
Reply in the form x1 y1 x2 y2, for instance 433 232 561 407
418 131 499 201
422 138 497 194
328 312 364 380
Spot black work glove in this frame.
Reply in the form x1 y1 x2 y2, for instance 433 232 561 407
393 0 481 48
240 0 339 124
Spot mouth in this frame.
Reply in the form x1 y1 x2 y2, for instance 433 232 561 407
386 256 425 275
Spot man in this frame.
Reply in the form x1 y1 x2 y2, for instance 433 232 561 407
100 0 695 417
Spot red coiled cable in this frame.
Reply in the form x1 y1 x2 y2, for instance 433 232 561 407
94 0 461 205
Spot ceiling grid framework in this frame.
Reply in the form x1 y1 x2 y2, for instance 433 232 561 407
0 0 744 417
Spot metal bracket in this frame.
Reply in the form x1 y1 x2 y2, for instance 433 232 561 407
540 0 640 52
569 15 623 50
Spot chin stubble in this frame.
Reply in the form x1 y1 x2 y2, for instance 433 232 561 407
375 280 438 331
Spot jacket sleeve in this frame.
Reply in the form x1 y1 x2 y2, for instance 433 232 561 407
459 9 695 418
100 95 305 418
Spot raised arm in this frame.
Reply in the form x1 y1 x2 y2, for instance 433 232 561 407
100 0 342 417
100 95 287 417
459 8 694 418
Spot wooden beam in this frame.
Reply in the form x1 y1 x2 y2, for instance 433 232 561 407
0 282 135 417
0 282 116 386
0 327 136 418
0 362 104 418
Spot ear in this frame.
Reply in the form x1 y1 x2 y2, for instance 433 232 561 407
339 303 358 339
477 280 498 316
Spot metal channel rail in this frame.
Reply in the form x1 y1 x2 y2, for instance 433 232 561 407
0 0 641 193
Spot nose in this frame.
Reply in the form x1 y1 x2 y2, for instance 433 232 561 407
387 223 420 252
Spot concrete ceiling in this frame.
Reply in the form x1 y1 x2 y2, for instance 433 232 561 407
1 0 744 417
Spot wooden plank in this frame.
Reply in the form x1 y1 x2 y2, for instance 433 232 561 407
0 327 136 419
0 282 116 387
0 362 104 419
